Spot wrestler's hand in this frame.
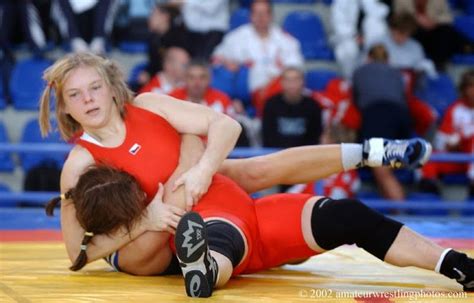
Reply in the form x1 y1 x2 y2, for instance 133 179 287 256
145 183 185 234
172 164 213 211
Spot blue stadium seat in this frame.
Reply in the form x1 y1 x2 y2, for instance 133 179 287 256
234 66 251 105
454 16 474 42
19 118 65 172
305 69 339 91
10 58 52 110
415 73 457 116
0 122 14 172
211 65 236 98
119 41 148 54
283 11 334 60
0 183 15 207
128 61 148 86
229 8 250 31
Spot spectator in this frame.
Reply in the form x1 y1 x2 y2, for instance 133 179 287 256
53 0 119 54
331 0 390 79
169 60 235 116
419 69 474 198
353 44 412 200
376 13 437 78
144 2 189 82
212 0 303 112
262 67 322 148
0 0 48 57
139 47 190 95
169 60 252 146
182 0 229 60
0 0 49 104
262 67 322 192
393 0 472 70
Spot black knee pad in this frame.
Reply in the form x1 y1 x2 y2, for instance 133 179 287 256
311 197 403 260
206 220 245 267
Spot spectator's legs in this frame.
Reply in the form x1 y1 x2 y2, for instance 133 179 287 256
55 0 88 52
0 0 16 60
56 0 80 39
18 0 46 54
0 1 17 103
90 0 119 54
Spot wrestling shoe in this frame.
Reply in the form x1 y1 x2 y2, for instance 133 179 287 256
363 138 432 169
175 212 218 298
440 250 474 291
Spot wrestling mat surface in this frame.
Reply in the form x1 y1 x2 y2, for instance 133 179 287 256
1 208 473 302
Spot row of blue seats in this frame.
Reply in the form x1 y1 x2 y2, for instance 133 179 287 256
119 9 335 59
0 119 64 173
126 61 463 117
120 8 474 62
229 9 474 62
0 55 462 122
0 56 342 110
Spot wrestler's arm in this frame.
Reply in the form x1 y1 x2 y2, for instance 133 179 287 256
59 147 150 263
134 93 242 205
116 134 209 275
59 135 202 267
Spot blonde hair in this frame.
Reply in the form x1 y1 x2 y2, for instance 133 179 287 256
39 53 134 141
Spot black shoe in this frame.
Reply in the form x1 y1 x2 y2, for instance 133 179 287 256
175 212 218 298
440 250 474 291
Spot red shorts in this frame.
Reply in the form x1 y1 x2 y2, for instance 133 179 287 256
240 193 318 274
170 175 319 275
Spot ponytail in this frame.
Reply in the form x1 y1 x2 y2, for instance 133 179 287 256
70 231 94 271
45 191 71 216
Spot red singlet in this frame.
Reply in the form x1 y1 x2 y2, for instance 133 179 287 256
77 104 318 275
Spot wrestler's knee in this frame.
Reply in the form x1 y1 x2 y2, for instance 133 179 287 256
244 157 272 187
310 197 403 260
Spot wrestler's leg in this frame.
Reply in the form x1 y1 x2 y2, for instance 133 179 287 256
211 251 233 288
221 138 431 194
220 145 343 193
301 196 474 290
180 134 345 193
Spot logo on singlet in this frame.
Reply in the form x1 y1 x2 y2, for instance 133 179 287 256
129 143 141 155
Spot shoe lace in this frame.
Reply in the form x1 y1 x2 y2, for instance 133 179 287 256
384 141 409 163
